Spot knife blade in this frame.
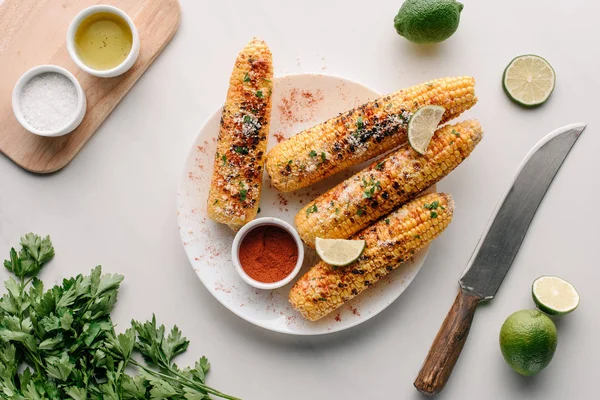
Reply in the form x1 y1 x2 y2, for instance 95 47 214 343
414 123 586 395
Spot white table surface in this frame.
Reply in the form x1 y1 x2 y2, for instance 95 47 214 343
1 0 599 398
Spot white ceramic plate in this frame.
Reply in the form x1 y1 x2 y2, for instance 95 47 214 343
177 74 432 335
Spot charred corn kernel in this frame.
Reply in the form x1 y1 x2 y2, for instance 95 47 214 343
266 76 477 192
289 193 454 321
207 38 273 230
296 120 482 247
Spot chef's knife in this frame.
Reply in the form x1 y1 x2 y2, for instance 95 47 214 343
414 123 586 395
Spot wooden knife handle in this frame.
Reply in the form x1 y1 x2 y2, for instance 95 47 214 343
414 289 481 395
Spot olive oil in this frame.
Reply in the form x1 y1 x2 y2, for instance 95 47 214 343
74 12 133 71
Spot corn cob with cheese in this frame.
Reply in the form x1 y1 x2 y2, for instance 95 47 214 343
266 77 477 192
296 120 482 247
289 192 454 321
207 38 273 230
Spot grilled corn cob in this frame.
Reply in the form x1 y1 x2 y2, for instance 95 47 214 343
296 120 482 246
266 76 477 192
207 38 273 230
289 192 454 321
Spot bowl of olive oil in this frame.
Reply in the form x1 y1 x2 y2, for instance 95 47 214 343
67 5 140 78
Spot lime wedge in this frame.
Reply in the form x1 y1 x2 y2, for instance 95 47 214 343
408 105 445 155
503 55 556 107
315 237 366 267
532 276 579 315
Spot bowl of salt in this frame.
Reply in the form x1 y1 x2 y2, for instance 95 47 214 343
12 65 86 137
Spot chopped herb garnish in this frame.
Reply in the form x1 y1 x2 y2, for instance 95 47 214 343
430 211 438 219
385 218 390 225
376 162 384 171
451 129 460 136
357 208 365 216
335 208 340 214
257 207 261 213
318 298 327 301
234 146 249 155
362 177 381 198
243 115 252 123
240 189 248 201
413 235 421 239
306 204 318 216
424 200 440 210
330 201 335 206
255 90 264 98
309 150 317 157
263 78 272 83
357 116 364 130
321 152 327 163
239 181 245 188
243 72 251 82
287 159 293 164
268 88 273 96
221 154 227 165
213 199 219 205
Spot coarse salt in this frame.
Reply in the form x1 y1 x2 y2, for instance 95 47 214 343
19 72 79 132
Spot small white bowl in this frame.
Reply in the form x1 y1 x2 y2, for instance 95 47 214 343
12 65 86 137
232 217 305 290
66 5 140 78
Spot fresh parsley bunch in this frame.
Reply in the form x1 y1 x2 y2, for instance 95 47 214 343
0 234 239 400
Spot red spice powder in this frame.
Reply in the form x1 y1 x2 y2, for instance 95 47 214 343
239 225 298 283
274 132 286 143
277 88 324 127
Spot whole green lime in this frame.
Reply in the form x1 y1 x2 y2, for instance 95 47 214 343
394 0 464 44
499 310 558 376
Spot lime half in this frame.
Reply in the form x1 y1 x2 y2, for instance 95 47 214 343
408 105 445 155
503 55 556 107
315 237 366 267
533 275 579 315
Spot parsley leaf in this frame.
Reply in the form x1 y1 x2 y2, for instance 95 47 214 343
0 234 238 400
256 90 264 98
376 162 384 171
423 201 440 210
221 154 227 165
430 211 438 219
321 152 327 163
234 146 249 155
357 116 364 130
308 150 317 157
243 115 252 124
243 72 251 82
239 189 248 201
385 218 390 225
451 129 460 136
306 204 318 216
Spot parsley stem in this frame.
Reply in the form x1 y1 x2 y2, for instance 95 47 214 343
129 359 241 400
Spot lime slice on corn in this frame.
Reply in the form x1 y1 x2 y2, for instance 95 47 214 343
315 237 366 266
408 105 445 155
532 275 579 315
503 55 556 107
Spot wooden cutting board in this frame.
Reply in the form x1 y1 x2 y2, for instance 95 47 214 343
0 0 180 173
